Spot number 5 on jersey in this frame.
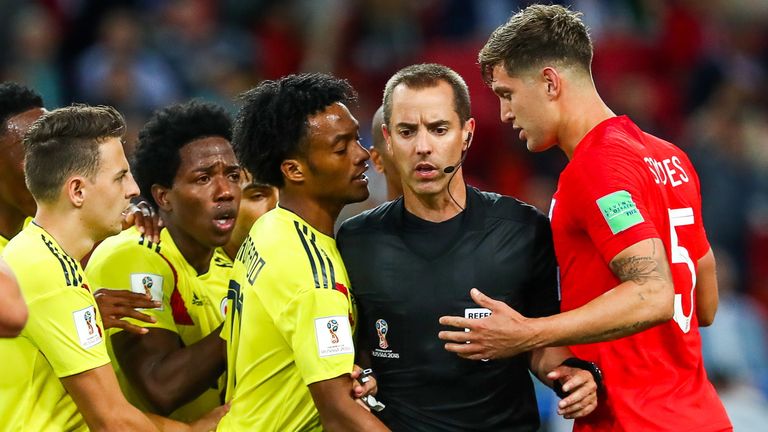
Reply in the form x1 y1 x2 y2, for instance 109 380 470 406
668 207 696 333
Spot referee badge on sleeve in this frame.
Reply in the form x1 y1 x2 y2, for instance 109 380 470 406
314 316 354 357
73 305 103 349
130 273 164 310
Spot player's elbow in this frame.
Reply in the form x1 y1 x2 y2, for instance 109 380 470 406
0 305 28 337
141 383 184 416
697 304 717 327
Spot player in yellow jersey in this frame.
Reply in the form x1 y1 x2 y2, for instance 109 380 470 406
0 81 161 334
219 73 388 431
0 104 223 431
0 257 26 337
86 100 241 421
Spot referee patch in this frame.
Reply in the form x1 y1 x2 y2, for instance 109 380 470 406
314 316 354 358
596 190 644 234
73 306 103 349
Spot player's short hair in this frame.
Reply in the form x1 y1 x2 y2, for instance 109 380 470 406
233 73 357 188
23 104 125 203
382 63 471 127
132 100 232 211
0 82 43 132
479 4 593 84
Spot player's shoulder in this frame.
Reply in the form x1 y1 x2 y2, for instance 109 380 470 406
473 187 548 227
87 228 168 275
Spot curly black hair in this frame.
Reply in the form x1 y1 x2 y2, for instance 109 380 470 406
0 82 43 130
132 100 232 210
232 73 357 188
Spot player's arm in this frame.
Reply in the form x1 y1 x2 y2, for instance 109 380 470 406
695 248 718 327
308 374 389 432
61 363 162 431
439 238 674 359
0 257 27 337
62 364 226 432
111 324 226 415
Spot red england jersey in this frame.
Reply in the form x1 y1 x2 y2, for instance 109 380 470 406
550 116 731 431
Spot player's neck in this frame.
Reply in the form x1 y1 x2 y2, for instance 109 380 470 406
163 223 214 275
558 87 615 160
403 176 466 223
33 207 95 261
279 192 340 238
0 202 27 240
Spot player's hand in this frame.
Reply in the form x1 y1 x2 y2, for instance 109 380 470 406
122 200 163 244
94 288 160 334
547 366 598 419
350 365 378 398
188 404 229 432
438 288 538 360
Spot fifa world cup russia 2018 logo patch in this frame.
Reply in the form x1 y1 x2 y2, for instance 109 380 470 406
142 276 153 297
375 319 388 349
84 310 94 335
327 319 340 344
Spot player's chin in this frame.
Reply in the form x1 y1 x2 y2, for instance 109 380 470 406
346 186 370 204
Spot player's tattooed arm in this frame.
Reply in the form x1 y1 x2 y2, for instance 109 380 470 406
609 238 669 288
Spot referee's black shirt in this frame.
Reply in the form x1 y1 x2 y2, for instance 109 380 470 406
337 186 560 432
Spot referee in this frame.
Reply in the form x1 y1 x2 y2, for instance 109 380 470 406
337 64 599 431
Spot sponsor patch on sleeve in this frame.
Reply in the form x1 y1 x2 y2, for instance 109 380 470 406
73 305 103 349
314 316 354 358
130 273 164 310
596 190 644 234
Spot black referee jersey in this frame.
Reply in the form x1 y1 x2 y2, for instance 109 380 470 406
337 186 560 432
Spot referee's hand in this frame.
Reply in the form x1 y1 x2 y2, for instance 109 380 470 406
94 288 160 334
438 288 536 360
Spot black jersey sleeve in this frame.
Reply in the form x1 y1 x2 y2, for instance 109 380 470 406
522 212 560 318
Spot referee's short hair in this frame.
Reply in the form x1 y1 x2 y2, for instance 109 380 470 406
382 63 471 128
23 104 125 203
233 73 357 188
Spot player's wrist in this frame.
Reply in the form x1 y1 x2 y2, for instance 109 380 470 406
552 357 604 398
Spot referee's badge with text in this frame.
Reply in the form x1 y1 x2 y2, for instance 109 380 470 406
73 305 103 349
130 273 164 310
465 308 491 361
315 316 354 357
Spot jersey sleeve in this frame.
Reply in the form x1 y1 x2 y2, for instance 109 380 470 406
569 152 661 263
276 288 354 386
85 242 177 334
522 214 560 317
23 287 110 377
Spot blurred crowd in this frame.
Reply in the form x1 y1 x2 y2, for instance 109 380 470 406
1 0 766 429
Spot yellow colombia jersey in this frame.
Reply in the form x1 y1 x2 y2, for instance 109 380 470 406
0 217 32 253
85 227 232 422
218 206 357 432
0 222 110 432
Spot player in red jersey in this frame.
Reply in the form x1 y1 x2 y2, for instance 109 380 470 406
438 4 730 431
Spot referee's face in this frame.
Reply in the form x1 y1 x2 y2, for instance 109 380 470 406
386 81 470 198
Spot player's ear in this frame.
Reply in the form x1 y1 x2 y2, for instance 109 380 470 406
542 67 561 99
281 159 305 184
152 184 172 212
66 176 87 208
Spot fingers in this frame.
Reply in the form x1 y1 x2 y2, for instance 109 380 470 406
469 288 501 311
438 315 473 330
107 318 150 334
438 329 472 343
558 390 597 418
94 288 160 309
354 398 372 412
441 342 488 360
552 368 598 419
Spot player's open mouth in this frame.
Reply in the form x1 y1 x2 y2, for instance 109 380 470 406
352 166 369 185
213 210 236 232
